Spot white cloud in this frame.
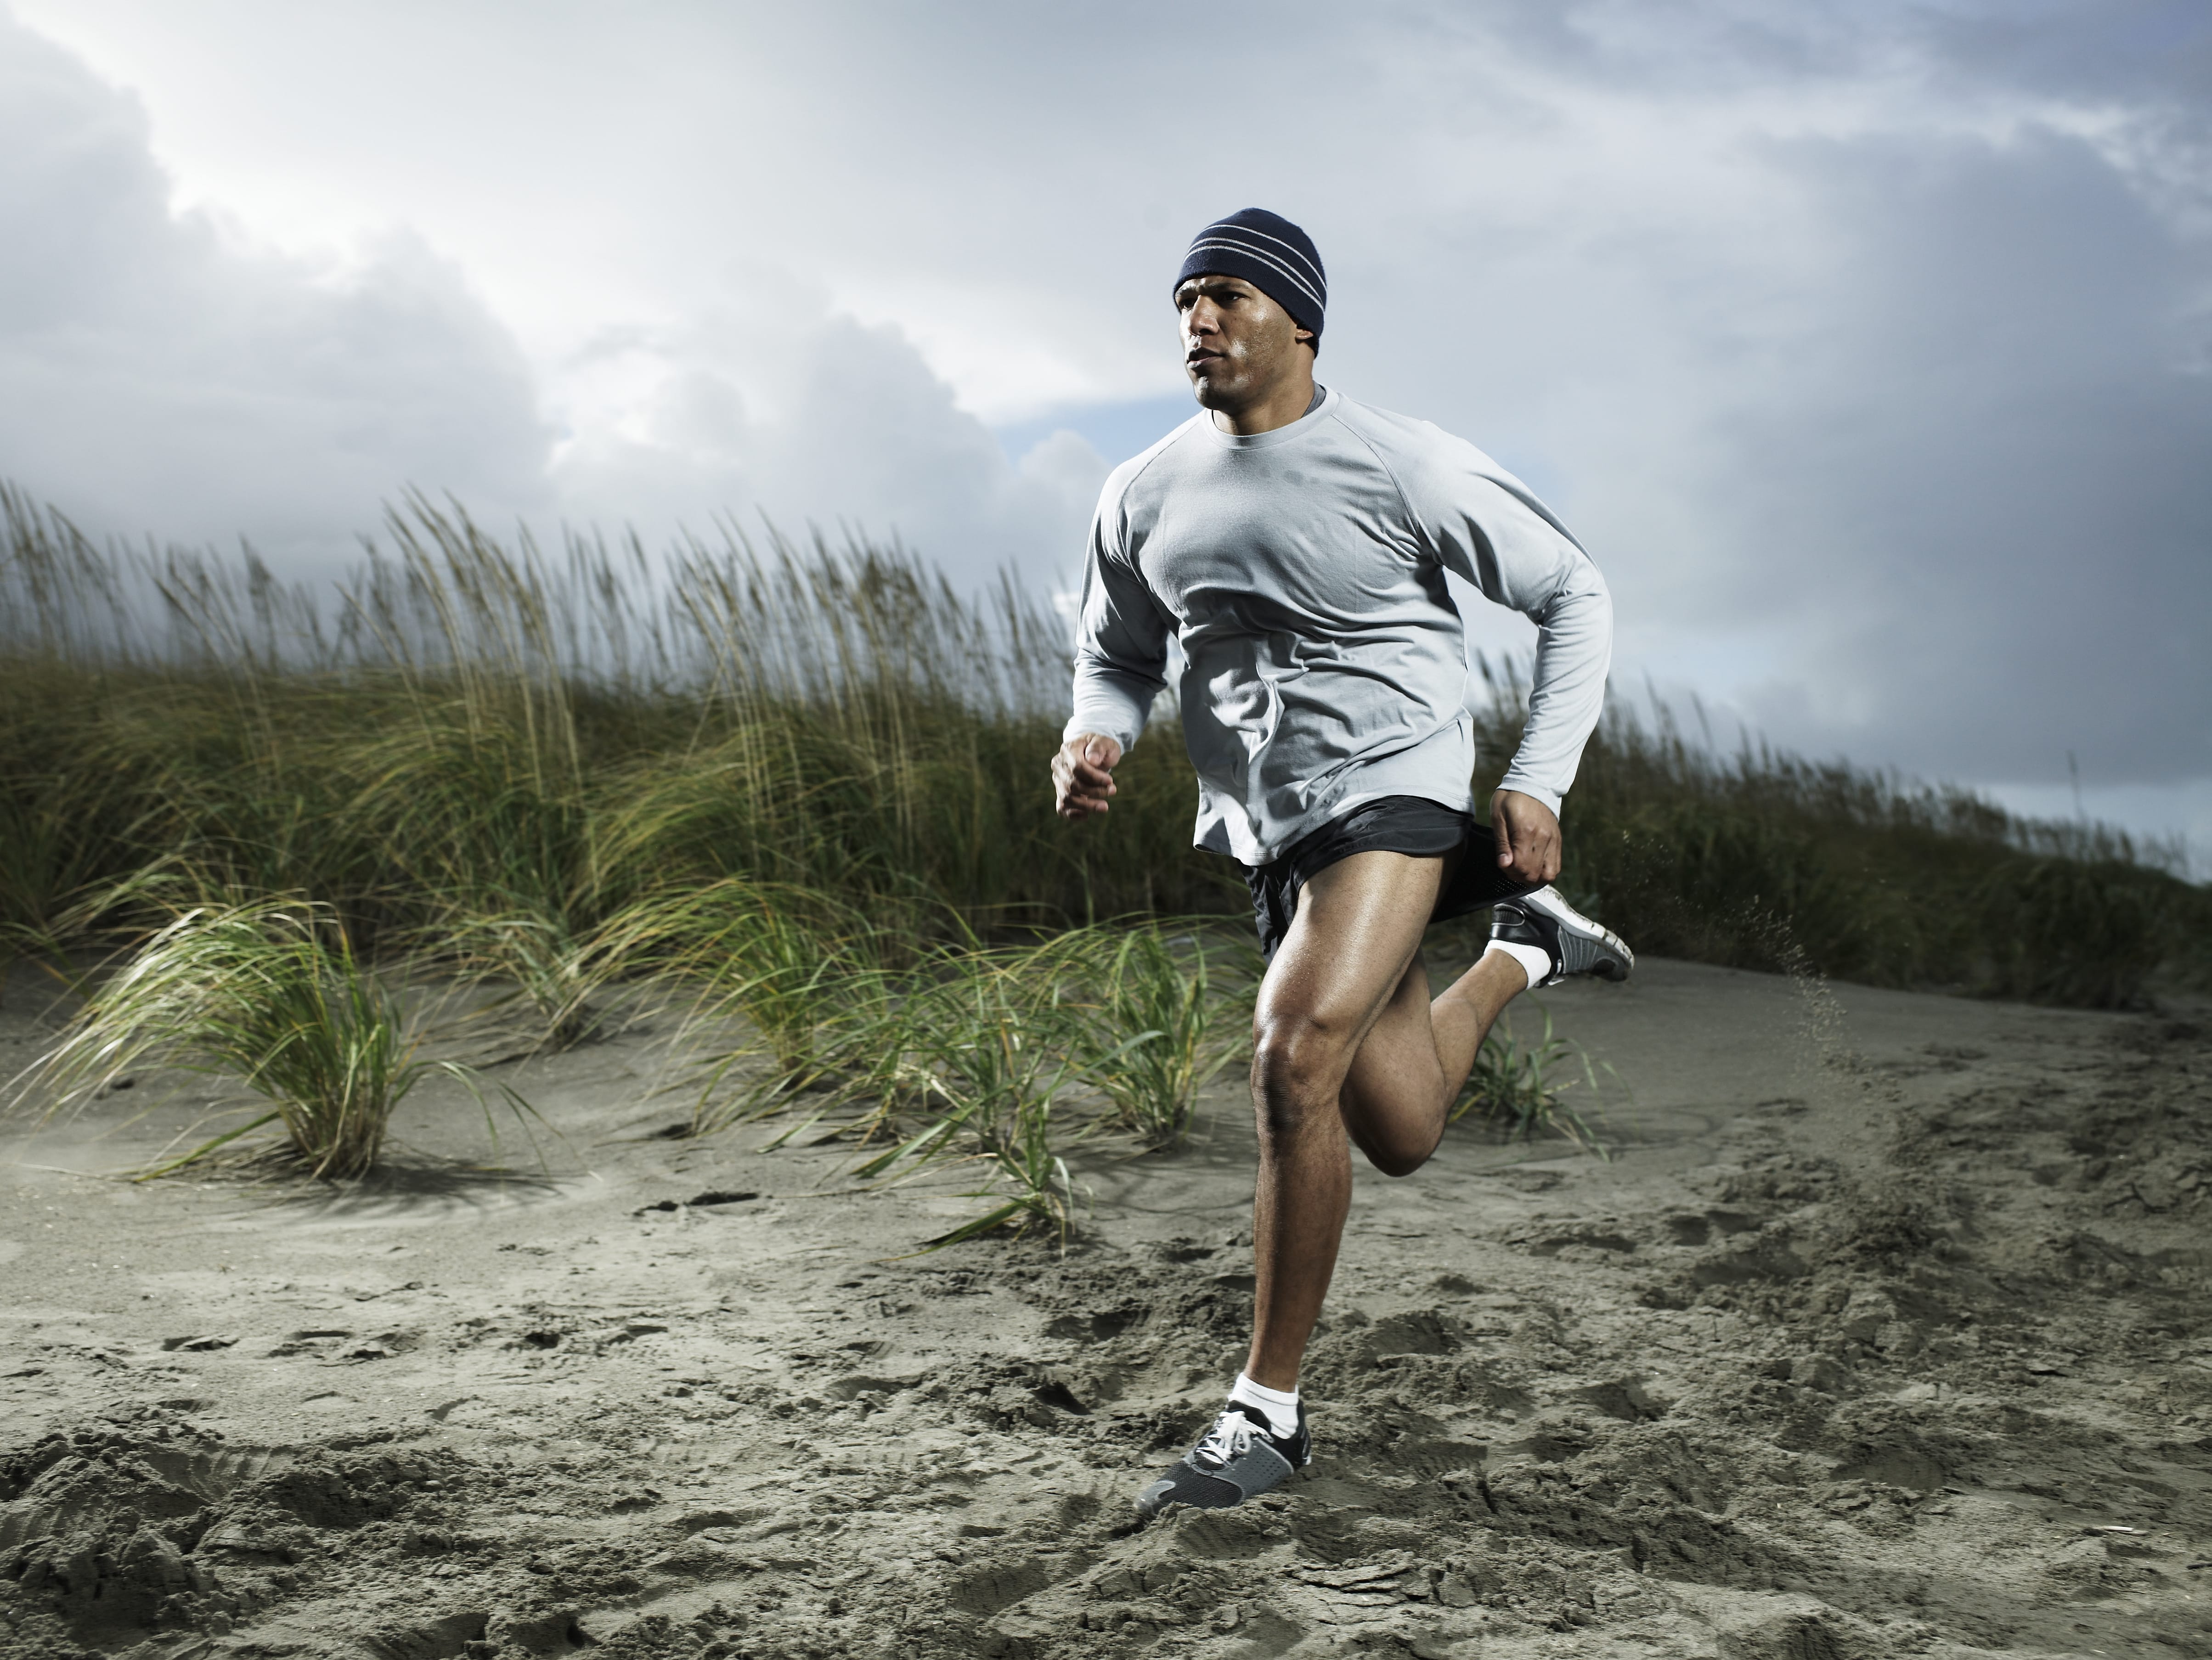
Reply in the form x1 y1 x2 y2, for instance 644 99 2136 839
0 7 1110 587
0 14 550 565
546 275 1106 585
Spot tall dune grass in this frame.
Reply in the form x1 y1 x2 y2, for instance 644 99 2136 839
1 482 2201 1023
9 483 2203 1213
1528 676 2206 1006
0 487 1231 962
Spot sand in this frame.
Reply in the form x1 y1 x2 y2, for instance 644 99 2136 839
2 955 2208 1659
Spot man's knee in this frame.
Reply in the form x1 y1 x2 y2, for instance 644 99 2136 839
1341 1085 1444 1179
1366 1143 1433 1179
1251 1015 1353 1138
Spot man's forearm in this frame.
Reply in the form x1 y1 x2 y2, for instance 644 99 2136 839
1497 577 1611 810
1066 657 1161 756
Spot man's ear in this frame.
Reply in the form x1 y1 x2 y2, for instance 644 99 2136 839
1296 327 1319 360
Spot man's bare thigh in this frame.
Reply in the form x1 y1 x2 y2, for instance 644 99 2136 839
1256 850 1445 1049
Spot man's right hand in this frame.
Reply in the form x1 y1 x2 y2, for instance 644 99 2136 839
1053 732 1123 821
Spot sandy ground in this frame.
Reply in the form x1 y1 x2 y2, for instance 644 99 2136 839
2 954 2209 1660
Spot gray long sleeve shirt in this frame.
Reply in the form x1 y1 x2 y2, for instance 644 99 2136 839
1066 387 1612 866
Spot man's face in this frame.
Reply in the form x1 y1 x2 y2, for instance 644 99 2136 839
1176 275 1312 411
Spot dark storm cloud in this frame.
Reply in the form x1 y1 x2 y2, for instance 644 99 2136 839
1707 128 2212 782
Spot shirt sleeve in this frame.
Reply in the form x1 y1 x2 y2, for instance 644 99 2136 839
1404 440 1613 813
1065 483 1170 754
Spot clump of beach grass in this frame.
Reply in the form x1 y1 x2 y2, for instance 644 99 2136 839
839 945 1095 1247
638 879 901 1132
434 908 612 1052
11 898 529 1179
1451 1005 1611 1157
1053 920 1254 1151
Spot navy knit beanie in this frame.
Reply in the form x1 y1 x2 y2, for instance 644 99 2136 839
1174 208 1326 341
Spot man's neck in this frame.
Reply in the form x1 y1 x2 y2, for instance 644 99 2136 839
1211 371 1320 437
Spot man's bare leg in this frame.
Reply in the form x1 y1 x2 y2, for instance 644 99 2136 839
1337 947 1527 1176
1241 852 1528 1391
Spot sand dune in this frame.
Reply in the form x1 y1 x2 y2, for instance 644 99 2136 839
3 958 2207 1658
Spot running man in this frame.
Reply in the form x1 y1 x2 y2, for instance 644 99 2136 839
1051 208 1633 1517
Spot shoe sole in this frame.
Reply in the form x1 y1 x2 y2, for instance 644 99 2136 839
1520 886 1634 985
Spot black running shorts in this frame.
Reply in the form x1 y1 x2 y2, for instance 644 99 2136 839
1241 795 1540 961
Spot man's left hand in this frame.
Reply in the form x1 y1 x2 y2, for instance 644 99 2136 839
1491 789 1563 886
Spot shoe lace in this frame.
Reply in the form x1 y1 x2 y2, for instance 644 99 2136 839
1193 1408 1262 1468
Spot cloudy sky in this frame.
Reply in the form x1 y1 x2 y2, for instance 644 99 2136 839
4 1 2207 862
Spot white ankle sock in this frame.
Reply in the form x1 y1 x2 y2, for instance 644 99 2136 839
1229 1373 1300 1440
1483 939 1550 989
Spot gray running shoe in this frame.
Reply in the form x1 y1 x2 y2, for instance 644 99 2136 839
1134 1402 1310 1517
1492 886 1634 987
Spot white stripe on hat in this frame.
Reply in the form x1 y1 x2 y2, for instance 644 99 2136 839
1184 235 1327 312
1213 221 1328 298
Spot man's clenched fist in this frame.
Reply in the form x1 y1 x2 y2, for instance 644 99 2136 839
1490 788 1563 885
1054 732 1123 821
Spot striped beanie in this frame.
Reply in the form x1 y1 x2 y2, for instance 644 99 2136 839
1174 208 1327 340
